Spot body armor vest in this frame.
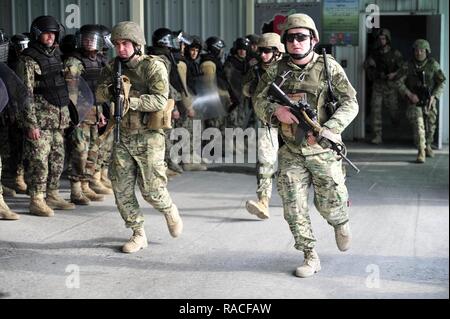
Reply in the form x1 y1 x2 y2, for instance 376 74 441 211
22 43 70 107
372 48 400 79
72 51 103 104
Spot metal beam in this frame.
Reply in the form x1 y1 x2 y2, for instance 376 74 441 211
246 0 254 35
130 0 145 30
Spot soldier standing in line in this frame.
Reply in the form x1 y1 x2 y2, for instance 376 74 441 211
18 16 76 217
64 24 112 206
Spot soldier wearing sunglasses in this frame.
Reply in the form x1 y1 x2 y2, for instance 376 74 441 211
254 14 359 278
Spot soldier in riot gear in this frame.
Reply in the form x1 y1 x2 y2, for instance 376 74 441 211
17 15 75 217
201 36 233 135
2 33 30 194
224 37 251 129
96 21 183 253
0 73 20 220
364 28 404 144
397 39 446 163
65 24 112 206
243 32 285 220
185 36 203 94
148 28 198 174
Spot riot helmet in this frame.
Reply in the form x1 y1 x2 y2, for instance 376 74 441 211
11 33 30 52
205 36 226 58
30 15 65 45
0 29 9 62
76 24 104 51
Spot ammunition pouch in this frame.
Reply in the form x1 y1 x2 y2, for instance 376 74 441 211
144 99 175 130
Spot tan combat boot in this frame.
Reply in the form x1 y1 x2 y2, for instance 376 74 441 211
164 205 183 238
246 197 270 220
101 168 113 189
416 148 426 163
30 193 54 217
122 227 148 253
166 168 180 179
0 195 20 220
371 135 382 145
425 145 435 158
81 181 104 202
15 173 27 194
334 222 352 252
89 171 113 195
70 181 90 205
47 190 76 210
182 163 208 172
2 186 16 198
296 249 321 278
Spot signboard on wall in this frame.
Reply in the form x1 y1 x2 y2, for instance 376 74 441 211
254 2 322 36
323 0 359 46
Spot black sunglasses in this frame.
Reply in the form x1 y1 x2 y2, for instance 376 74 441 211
258 47 274 54
286 33 311 43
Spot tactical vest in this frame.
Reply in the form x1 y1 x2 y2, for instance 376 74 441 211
22 43 70 107
273 55 330 144
372 48 400 78
225 55 248 75
120 55 172 131
72 51 103 96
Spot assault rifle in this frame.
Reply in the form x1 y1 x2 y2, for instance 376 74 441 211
268 82 360 173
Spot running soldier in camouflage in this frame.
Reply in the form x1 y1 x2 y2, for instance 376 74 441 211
96 21 183 254
243 33 284 220
396 39 446 163
18 15 75 217
254 14 359 278
364 29 403 144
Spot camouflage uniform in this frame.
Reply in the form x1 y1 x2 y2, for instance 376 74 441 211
97 52 175 230
254 53 358 252
18 45 71 197
396 39 446 161
64 57 102 181
243 54 279 211
364 29 403 143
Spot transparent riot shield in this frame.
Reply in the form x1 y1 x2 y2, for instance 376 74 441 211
0 77 9 112
0 62 32 113
191 76 229 120
67 75 95 125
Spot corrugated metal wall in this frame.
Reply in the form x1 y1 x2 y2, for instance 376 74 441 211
0 0 131 35
144 0 247 48
0 0 448 143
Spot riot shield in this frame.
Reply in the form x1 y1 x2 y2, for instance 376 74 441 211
0 62 32 113
191 76 228 120
0 77 9 112
67 75 95 125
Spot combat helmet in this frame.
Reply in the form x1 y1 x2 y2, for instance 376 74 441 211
112 21 146 46
378 28 391 43
413 39 431 54
258 32 285 53
281 13 320 43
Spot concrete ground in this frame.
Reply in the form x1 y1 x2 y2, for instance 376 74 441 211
0 142 448 299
